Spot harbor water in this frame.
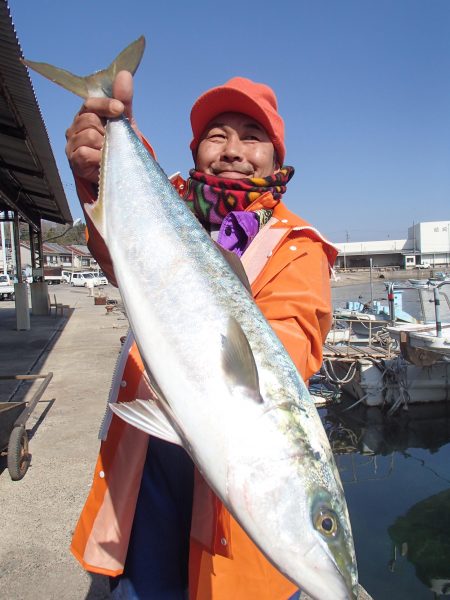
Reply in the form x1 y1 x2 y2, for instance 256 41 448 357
326 280 450 599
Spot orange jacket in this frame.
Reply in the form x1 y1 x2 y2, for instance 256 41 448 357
70 143 337 599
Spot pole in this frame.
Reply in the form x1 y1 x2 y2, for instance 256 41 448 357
387 282 396 323
369 258 373 306
0 221 6 275
9 220 16 276
13 213 23 283
433 286 442 338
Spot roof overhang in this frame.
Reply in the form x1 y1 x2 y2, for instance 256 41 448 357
0 0 72 229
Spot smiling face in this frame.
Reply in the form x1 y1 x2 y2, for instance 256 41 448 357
195 112 279 179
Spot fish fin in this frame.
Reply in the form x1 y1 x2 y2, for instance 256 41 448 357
110 399 183 446
214 243 252 293
222 317 263 402
22 36 145 99
21 60 90 98
83 180 106 239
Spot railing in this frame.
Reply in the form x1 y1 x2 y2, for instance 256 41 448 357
386 280 450 338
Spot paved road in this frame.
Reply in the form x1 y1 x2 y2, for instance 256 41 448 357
0 273 397 599
0 284 124 599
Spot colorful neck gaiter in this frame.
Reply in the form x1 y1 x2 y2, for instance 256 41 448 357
183 166 295 231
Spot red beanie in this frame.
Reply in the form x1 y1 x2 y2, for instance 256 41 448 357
190 77 285 165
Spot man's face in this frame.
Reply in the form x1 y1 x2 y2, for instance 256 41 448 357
196 112 278 179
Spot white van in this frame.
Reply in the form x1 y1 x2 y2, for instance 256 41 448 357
71 272 98 287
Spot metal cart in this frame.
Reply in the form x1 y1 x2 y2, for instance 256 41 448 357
0 373 53 480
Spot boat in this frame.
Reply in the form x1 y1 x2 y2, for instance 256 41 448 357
407 278 430 289
321 282 450 411
330 291 417 345
428 271 450 285
386 322 450 366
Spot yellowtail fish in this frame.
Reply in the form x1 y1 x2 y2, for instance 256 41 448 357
24 38 359 600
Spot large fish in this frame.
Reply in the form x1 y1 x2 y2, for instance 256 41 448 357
24 38 359 600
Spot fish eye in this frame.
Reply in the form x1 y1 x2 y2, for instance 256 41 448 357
314 509 338 537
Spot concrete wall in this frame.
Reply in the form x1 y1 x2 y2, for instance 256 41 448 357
335 239 408 254
419 221 450 255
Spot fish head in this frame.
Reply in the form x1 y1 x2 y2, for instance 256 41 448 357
286 414 358 600
264 477 358 600
303 487 359 599
226 394 358 600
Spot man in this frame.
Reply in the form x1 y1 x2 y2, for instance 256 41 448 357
66 71 337 600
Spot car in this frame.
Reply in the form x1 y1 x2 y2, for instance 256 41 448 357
0 274 12 286
94 271 108 285
71 272 97 287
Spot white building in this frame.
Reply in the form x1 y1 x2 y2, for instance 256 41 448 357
334 220 450 269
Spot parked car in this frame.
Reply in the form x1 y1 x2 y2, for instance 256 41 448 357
71 272 98 287
94 271 108 285
0 274 12 286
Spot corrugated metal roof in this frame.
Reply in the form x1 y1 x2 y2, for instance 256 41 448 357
42 242 71 254
0 0 72 226
66 244 90 256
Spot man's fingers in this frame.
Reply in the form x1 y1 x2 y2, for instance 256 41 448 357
81 97 124 118
65 112 105 140
113 71 134 121
65 73 135 183
66 146 102 184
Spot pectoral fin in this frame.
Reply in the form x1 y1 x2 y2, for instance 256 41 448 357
110 399 183 446
222 317 263 403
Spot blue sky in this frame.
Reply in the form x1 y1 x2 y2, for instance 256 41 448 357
9 0 450 243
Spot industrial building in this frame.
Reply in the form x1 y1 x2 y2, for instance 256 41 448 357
334 221 450 270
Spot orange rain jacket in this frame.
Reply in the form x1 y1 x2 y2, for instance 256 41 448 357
70 136 337 600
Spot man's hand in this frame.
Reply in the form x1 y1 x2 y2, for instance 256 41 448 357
65 71 136 184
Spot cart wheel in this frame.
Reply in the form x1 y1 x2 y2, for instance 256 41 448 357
7 426 30 481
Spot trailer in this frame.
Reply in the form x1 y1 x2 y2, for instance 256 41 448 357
44 266 63 285
0 284 15 300
0 373 53 480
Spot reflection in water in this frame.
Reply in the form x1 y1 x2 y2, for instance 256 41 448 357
320 400 450 599
388 489 450 597
323 401 450 457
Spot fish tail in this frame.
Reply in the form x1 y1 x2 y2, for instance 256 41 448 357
21 36 146 99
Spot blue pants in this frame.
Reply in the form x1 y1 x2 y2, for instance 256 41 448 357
110 437 194 600
110 437 300 600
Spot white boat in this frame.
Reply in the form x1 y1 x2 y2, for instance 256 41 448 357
331 292 417 344
329 356 450 409
386 322 450 366
408 279 430 288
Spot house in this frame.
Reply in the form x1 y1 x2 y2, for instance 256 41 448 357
18 241 97 272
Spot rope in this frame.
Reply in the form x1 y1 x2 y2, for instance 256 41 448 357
382 356 411 415
321 358 358 385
